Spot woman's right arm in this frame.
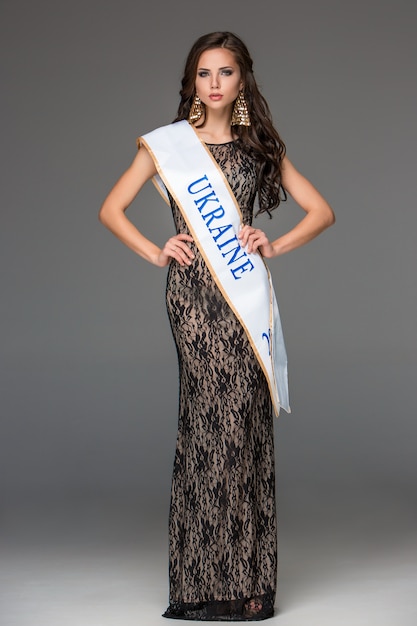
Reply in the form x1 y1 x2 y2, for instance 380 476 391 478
99 146 194 267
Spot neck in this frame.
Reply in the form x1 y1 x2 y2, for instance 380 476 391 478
197 106 235 143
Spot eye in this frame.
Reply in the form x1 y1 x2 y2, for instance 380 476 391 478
197 71 210 78
220 69 233 76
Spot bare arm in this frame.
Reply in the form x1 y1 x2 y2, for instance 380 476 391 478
99 146 194 267
238 155 335 256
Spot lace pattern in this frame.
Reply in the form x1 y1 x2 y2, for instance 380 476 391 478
164 141 277 621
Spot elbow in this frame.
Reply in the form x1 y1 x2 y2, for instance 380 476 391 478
99 199 126 228
324 204 336 228
98 203 110 227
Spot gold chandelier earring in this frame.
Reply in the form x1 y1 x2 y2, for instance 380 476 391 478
188 94 204 123
231 90 251 126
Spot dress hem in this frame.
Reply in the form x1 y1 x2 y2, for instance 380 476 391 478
162 593 275 621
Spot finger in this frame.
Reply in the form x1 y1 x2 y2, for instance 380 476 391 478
247 230 266 253
238 225 254 246
167 241 194 265
168 248 189 266
173 240 195 260
171 235 195 260
238 224 252 236
241 228 258 251
175 233 194 243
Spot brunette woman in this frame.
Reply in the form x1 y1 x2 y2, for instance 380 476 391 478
99 31 334 621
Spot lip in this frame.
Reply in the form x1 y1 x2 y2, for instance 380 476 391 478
209 94 223 100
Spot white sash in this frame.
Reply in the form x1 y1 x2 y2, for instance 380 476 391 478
139 120 290 415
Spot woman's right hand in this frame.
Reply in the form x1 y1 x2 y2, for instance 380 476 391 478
156 233 195 267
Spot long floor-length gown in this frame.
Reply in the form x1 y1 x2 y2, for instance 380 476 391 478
162 141 277 621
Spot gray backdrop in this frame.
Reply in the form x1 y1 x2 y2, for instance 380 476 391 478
1 0 416 623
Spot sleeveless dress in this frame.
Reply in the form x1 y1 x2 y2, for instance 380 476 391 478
162 141 277 621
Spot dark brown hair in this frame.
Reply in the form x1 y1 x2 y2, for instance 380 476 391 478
174 31 287 216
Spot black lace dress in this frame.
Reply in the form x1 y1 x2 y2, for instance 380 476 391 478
162 141 277 621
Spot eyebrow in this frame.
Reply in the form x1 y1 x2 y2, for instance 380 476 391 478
197 66 234 71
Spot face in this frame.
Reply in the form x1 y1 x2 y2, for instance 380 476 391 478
195 48 242 113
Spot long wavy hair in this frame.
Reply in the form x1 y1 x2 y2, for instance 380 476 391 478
174 31 287 216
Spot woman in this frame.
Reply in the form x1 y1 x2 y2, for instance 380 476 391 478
99 31 334 621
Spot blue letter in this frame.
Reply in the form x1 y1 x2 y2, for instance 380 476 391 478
231 258 255 279
217 235 239 250
187 175 211 195
202 206 225 226
209 223 233 242
222 243 247 266
194 191 218 212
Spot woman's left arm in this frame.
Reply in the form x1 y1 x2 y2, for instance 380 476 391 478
239 156 335 257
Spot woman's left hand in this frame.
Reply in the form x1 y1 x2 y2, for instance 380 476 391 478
238 225 275 258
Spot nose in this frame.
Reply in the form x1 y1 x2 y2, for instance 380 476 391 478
210 73 220 89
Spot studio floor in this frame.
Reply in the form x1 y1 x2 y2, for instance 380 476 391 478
1 486 416 626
